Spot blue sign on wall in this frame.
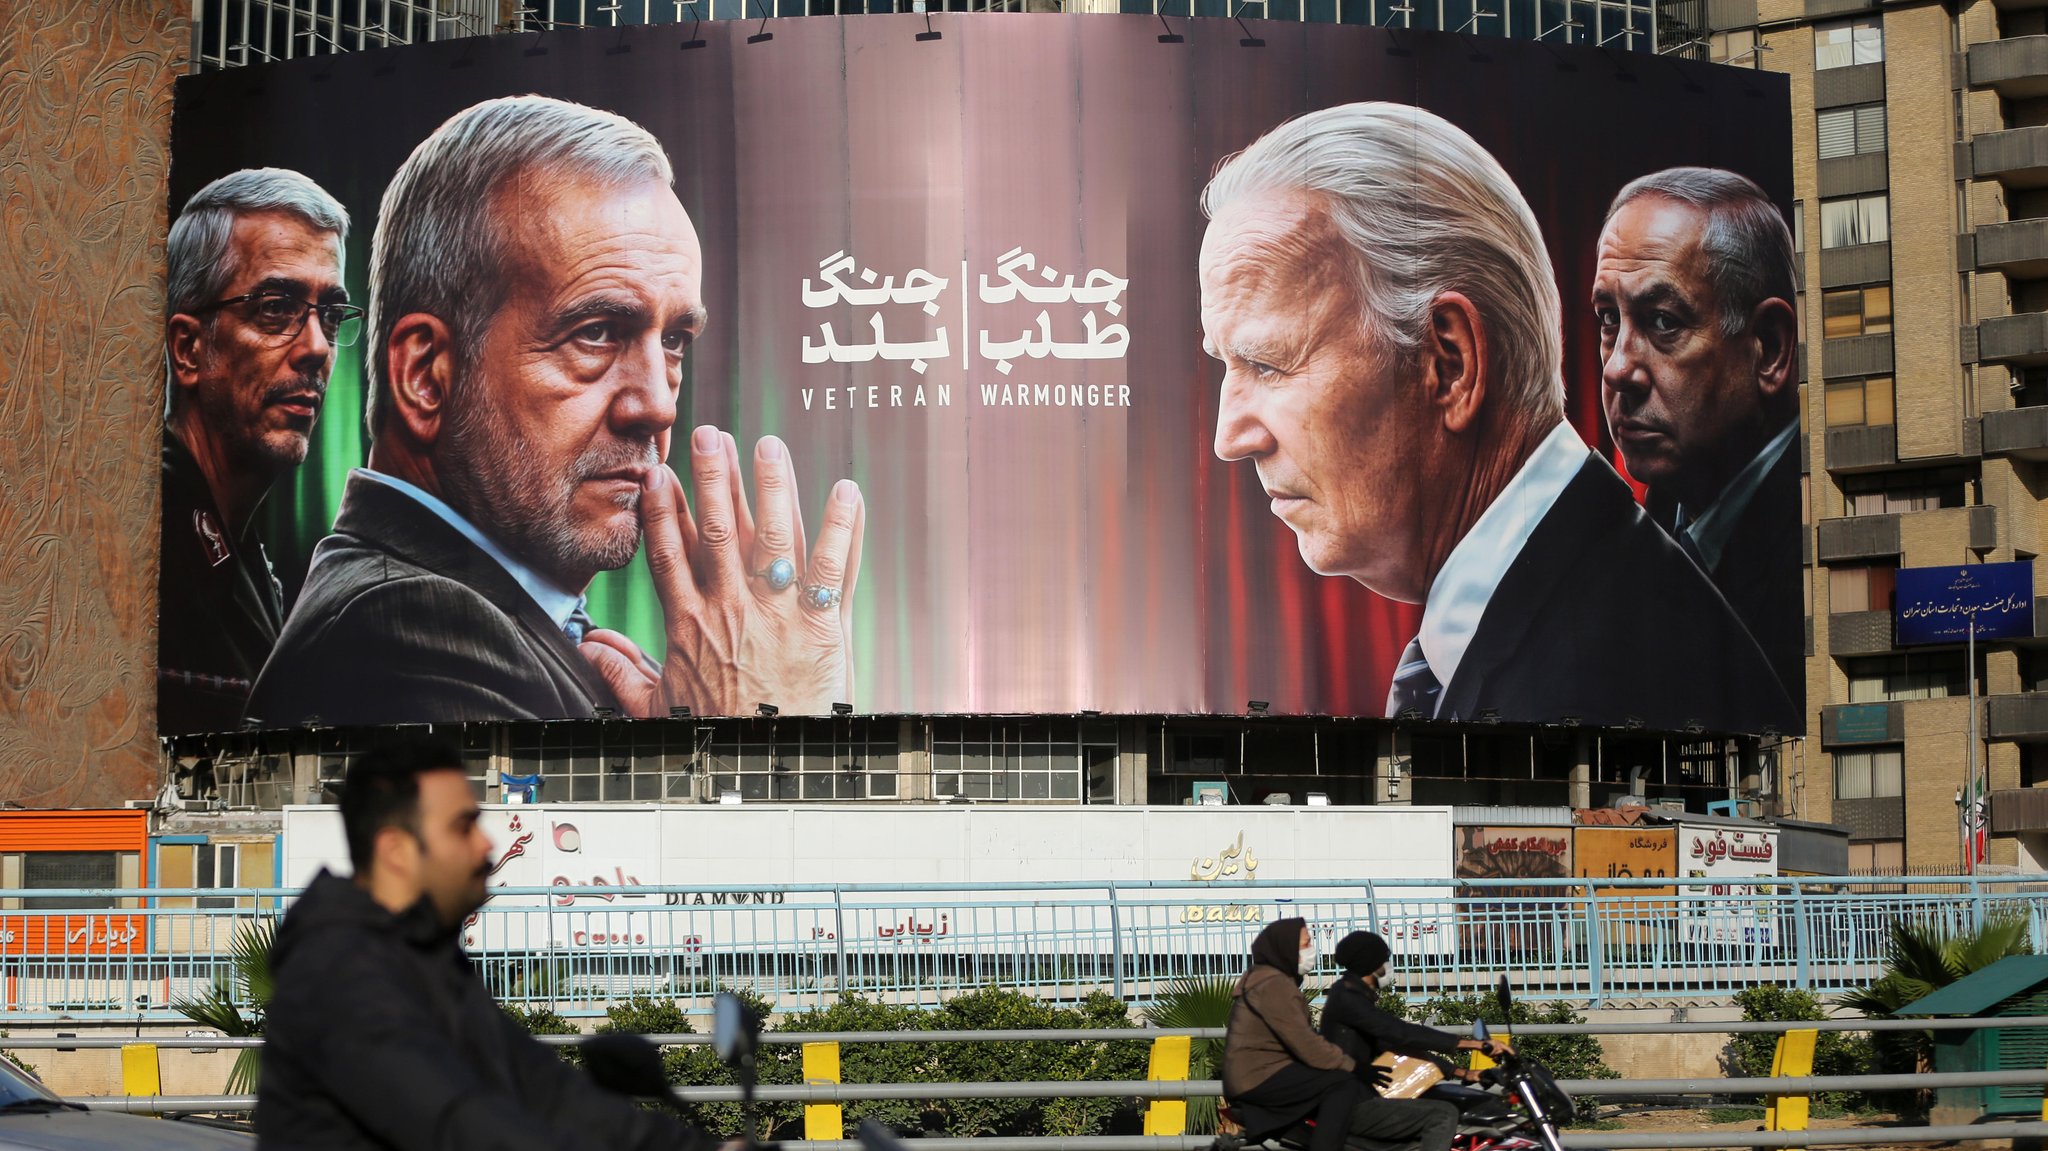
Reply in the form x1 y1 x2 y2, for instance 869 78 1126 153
1895 562 2036 646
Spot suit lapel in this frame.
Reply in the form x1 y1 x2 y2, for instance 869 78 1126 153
1437 455 1626 720
329 476 621 709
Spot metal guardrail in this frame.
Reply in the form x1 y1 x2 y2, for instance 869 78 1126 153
5 875 2041 1020
40 1020 2048 1149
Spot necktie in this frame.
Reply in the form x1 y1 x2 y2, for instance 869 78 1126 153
1385 636 1442 719
1673 508 1707 569
563 604 594 644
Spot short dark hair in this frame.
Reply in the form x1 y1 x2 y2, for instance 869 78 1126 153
340 740 465 874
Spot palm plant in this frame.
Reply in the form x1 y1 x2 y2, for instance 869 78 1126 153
1837 914 2033 1118
174 920 278 1095
1144 974 1237 1134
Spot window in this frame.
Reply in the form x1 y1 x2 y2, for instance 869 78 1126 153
1844 652 1967 702
1817 104 1886 159
1847 838 1905 874
1820 194 1888 249
703 717 899 801
21 852 119 911
932 718 1111 801
1792 201 1805 252
1822 285 1892 340
1829 562 1897 612
1834 747 1904 799
1824 376 1894 427
1710 28 1757 66
1839 467 1967 515
1815 18 1882 69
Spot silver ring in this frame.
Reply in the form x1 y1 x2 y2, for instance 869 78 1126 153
753 557 797 592
801 583 842 611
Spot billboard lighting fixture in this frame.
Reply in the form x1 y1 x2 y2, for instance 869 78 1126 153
1381 4 1414 26
1683 720 1706 736
1453 7 1496 32
719 789 743 805
1623 715 1645 731
593 706 619 719
1475 708 1501 724
670 706 693 719
1539 13 1583 37
756 703 779 718
1560 715 1581 728
1247 700 1270 715
1082 709 1101 717
833 702 854 715
1395 705 1423 721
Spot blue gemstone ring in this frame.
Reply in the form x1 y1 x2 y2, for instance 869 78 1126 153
753 557 797 592
801 583 842 612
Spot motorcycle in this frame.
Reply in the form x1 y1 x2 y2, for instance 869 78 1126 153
1218 977 1576 1151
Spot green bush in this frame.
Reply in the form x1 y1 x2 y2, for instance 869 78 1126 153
927 987 1149 1137
1723 986 1869 1115
778 993 935 1134
1407 993 1620 1083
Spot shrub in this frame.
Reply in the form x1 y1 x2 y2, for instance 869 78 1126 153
1723 986 1869 1115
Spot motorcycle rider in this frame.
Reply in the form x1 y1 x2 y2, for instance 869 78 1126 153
258 740 722 1150
1317 931 1507 1151
1222 918 1391 1151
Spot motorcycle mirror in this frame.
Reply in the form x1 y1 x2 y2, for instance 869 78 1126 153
712 990 758 1067
1470 1018 1491 1043
584 1034 671 1099
1494 975 1514 1021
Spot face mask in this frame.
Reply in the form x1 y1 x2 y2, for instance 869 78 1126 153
1375 964 1394 989
1299 942 1319 973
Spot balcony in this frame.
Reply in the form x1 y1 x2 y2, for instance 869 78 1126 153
1990 787 2048 832
1824 423 1899 472
1973 504 2002 551
1969 36 2048 99
1822 333 1894 378
1814 63 1885 109
1818 241 1891 288
1983 404 2048 460
1973 218 2048 278
1989 692 2048 739
1816 514 1902 563
1973 125 2048 189
1978 311 2048 366
1827 609 1897 655
1821 700 1904 744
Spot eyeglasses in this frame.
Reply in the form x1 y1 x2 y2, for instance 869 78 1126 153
191 292 365 347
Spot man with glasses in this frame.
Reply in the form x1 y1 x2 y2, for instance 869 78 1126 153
160 168 357 734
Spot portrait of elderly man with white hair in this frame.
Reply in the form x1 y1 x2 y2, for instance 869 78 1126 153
250 95 865 726
1198 102 1795 733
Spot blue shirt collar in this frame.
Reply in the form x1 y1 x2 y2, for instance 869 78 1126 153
354 469 587 632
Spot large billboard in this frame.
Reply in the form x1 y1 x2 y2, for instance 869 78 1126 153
159 15 1799 734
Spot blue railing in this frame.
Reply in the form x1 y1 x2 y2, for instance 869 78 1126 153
2 875 2040 1020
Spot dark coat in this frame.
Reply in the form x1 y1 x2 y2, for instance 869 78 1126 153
247 474 620 726
1689 442 1803 708
1435 452 1796 734
158 430 285 735
1319 974 1460 1068
257 871 708 1151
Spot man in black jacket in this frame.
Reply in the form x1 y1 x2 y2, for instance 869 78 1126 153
257 741 717 1150
1318 932 1502 1151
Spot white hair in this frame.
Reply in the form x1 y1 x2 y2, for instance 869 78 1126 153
364 95 675 435
1606 167 1796 337
1202 102 1564 424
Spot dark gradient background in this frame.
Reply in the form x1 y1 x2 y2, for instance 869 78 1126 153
165 14 1794 724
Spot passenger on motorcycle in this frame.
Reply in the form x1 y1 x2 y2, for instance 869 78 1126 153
1222 918 1390 1151
1317 931 1508 1151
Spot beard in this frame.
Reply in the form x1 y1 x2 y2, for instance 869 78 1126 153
436 372 657 586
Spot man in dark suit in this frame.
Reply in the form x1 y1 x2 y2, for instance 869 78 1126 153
1595 168 1803 703
160 169 355 734
1198 103 1793 733
249 96 865 726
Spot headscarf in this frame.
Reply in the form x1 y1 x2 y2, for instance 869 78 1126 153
1249 916 1308 984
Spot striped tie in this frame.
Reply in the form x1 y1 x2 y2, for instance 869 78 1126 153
1384 636 1442 719
563 604 594 644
